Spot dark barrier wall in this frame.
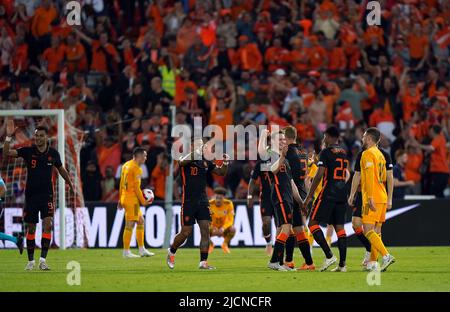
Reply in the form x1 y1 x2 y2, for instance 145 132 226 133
1 199 449 248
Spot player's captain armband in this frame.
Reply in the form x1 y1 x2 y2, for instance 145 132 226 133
364 162 373 168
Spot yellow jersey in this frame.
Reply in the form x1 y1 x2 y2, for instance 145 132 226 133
209 198 234 229
360 146 387 205
308 162 323 200
119 159 146 205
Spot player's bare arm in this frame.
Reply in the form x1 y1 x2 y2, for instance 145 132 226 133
291 180 304 208
304 166 325 207
258 129 270 159
56 166 74 193
270 144 287 174
386 169 394 210
247 178 257 208
348 171 361 207
178 142 204 166
3 119 18 158
212 154 230 176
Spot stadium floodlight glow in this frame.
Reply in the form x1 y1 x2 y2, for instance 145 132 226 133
0 110 66 249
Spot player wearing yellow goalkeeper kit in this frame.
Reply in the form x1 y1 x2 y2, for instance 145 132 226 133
208 187 235 254
118 147 154 258
360 128 395 272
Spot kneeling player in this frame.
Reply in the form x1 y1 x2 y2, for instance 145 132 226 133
209 187 235 254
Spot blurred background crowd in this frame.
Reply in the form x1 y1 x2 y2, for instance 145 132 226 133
0 0 449 202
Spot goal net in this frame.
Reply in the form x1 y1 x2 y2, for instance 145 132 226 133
0 110 85 249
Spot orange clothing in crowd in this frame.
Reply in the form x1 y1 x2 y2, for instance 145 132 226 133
209 108 233 141
318 0 338 17
264 46 289 72
408 34 429 59
296 122 316 142
327 46 346 72
369 108 394 127
176 25 199 54
405 152 423 183
298 19 313 36
147 4 164 37
31 5 57 37
91 41 119 72
410 120 430 141
137 131 156 145
66 43 88 73
343 41 361 71
123 47 137 70
430 134 450 174
364 26 385 46
361 83 376 112
324 93 339 124
199 22 217 47
175 76 197 105
42 45 66 73
11 43 28 72
289 48 310 72
235 43 263 72
151 165 168 199
97 143 121 177
308 45 327 69
401 90 421 122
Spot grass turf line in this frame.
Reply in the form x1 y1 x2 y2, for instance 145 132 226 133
0 247 449 292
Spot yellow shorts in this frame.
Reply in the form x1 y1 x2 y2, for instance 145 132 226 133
122 199 142 221
362 203 387 225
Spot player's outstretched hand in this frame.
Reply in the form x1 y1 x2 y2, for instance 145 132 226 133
6 118 17 136
387 201 392 211
348 195 354 207
261 129 270 138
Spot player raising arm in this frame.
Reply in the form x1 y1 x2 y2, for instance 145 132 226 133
267 131 304 271
3 119 73 270
167 138 229 270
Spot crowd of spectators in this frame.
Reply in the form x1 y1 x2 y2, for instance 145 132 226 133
0 0 449 201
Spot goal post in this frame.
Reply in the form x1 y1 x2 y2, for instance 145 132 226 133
1 109 67 249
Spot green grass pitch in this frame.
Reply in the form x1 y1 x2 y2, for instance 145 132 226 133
0 247 449 292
